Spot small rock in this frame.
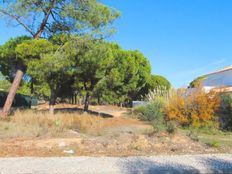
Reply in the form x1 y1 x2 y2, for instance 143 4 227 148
63 149 75 154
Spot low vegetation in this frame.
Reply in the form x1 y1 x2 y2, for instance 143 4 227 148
219 93 232 130
0 110 104 138
134 86 232 140
134 98 167 133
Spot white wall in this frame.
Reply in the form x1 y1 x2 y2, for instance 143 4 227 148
203 69 232 87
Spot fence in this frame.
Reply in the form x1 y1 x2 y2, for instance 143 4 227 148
0 91 37 108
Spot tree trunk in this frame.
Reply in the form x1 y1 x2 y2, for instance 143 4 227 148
1 69 24 118
29 80 34 108
84 92 90 112
49 90 57 115
74 94 77 105
97 96 100 105
71 95 74 104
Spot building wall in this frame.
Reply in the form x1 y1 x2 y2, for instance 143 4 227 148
203 69 232 87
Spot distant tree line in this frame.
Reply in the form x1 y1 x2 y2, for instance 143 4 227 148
0 35 171 114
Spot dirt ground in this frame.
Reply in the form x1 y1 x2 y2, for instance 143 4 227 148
0 129 220 157
0 104 228 157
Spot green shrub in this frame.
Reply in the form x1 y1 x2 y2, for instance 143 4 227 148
151 120 166 133
135 98 166 133
219 94 232 130
166 121 177 134
135 98 165 121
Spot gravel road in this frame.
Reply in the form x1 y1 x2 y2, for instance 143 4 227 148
0 154 232 174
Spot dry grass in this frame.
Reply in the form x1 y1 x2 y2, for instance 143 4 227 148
0 108 150 139
0 110 104 138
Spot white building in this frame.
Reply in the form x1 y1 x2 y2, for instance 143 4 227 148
202 65 232 92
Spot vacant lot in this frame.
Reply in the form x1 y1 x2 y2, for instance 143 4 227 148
0 105 231 157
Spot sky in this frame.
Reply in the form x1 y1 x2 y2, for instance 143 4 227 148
0 0 232 87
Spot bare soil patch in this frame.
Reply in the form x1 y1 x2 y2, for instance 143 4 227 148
0 130 219 157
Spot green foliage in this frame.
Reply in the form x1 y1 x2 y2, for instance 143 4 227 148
135 98 166 133
154 75 171 88
0 0 120 38
0 36 31 80
16 39 56 63
189 76 206 88
220 93 232 113
0 37 54 98
0 0 120 112
94 43 152 104
0 34 168 110
219 94 232 130
17 82 31 96
0 91 37 108
56 36 115 110
26 39 73 104
16 39 59 100
33 83 51 99
183 120 221 136
205 140 220 148
149 75 171 90
0 80 10 91
166 121 177 134
49 34 72 45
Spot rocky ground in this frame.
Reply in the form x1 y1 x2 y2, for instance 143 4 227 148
0 129 221 157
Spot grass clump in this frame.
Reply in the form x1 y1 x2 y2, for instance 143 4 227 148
166 121 177 134
205 140 220 148
187 130 199 142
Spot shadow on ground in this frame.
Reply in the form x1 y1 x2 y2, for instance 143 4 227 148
118 156 232 174
200 157 232 174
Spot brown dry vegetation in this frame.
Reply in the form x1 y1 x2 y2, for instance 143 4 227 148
0 109 142 138
0 108 227 157
165 88 220 127
0 110 104 138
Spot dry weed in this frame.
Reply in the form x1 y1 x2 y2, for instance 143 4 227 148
0 110 105 137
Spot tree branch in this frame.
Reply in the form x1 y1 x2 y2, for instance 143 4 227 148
0 9 35 36
34 0 56 38
50 10 61 24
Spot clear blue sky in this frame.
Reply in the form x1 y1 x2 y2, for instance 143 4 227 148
1 0 232 87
